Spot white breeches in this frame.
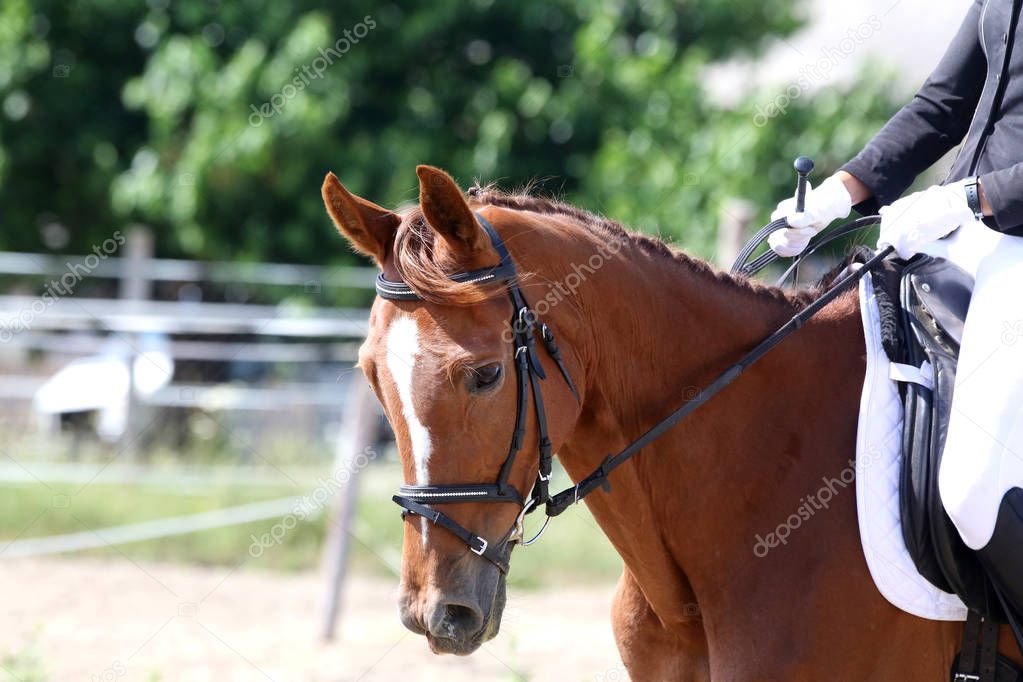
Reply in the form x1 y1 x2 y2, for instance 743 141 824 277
920 220 1023 550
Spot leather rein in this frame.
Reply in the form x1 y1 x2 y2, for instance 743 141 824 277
378 211 889 574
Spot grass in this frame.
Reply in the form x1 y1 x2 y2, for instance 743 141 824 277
0 636 47 682
0 462 623 588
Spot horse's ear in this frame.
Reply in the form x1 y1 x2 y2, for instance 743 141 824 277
321 172 400 267
416 165 488 257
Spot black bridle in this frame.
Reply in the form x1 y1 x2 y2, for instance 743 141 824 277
379 210 890 574
380 214 579 573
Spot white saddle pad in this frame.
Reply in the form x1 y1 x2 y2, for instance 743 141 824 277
856 272 967 621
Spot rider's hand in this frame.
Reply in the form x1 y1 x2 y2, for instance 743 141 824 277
768 176 853 257
877 181 975 259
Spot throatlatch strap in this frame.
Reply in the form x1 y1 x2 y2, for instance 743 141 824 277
540 323 580 401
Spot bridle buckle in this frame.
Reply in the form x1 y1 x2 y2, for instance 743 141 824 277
517 306 535 331
470 536 489 556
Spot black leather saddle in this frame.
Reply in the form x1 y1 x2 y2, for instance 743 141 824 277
878 256 989 607
867 254 1023 681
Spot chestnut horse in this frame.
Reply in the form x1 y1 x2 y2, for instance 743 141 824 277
322 165 1021 680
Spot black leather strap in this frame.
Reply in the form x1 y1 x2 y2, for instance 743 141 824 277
980 617 1000 681
540 323 580 401
394 496 511 573
375 214 519 300
964 177 984 222
959 610 983 675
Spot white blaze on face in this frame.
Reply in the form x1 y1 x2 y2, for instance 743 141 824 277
385 316 433 543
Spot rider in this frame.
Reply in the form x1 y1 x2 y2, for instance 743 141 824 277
770 0 1023 617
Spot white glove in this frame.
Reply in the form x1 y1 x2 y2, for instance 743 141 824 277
877 181 975 259
768 176 853 257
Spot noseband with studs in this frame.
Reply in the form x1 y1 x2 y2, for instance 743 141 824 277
378 213 579 574
377 211 893 575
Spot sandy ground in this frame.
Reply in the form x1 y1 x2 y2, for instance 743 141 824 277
0 557 626 682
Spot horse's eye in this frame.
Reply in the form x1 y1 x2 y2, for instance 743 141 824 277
468 363 503 393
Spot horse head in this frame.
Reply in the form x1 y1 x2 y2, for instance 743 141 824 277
322 166 585 654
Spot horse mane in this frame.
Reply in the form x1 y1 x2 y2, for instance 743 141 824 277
391 182 832 307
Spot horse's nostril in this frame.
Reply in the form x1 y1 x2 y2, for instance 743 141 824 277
446 603 480 628
428 601 484 641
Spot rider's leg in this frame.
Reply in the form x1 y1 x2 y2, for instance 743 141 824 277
936 221 1023 614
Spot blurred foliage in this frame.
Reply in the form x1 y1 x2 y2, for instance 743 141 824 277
0 0 901 263
0 636 47 682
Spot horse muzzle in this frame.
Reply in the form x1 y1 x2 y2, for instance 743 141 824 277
399 575 507 655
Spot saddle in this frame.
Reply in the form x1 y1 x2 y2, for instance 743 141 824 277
868 253 1023 680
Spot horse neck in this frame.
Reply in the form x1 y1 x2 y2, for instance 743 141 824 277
560 233 823 448
546 231 866 629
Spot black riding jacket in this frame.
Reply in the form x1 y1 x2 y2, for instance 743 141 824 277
842 0 1023 234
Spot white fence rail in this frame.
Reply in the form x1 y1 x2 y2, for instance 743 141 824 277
0 250 377 289
0 229 386 640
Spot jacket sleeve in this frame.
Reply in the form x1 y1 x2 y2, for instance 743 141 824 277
981 164 1023 230
841 0 988 214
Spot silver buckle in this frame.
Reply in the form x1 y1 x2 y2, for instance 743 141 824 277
517 307 535 329
471 537 488 556
954 674 981 681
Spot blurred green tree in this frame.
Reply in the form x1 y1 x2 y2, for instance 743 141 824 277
0 0 899 263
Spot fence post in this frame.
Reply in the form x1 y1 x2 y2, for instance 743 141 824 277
120 226 154 302
120 226 154 461
321 372 378 641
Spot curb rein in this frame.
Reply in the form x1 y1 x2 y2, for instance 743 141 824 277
378 211 889 573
